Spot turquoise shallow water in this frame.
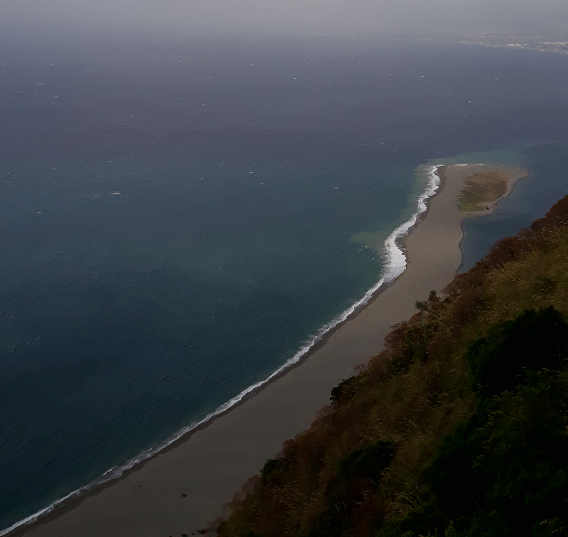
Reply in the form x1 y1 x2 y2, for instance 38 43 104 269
1 23 568 531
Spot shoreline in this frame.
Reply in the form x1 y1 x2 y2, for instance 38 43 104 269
461 164 527 218
456 164 527 274
1 165 441 537
6 163 522 537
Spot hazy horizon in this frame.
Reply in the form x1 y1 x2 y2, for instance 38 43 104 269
2 0 568 43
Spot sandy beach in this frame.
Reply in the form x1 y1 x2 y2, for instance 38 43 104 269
13 163 525 537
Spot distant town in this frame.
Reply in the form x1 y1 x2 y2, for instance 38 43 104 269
460 34 568 55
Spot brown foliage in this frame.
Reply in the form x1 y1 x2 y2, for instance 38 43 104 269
218 195 568 537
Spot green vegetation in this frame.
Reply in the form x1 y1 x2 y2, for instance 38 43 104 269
379 308 568 537
458 171 508 212
218 196 568 537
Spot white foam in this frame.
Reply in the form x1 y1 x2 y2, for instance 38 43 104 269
0 163 447 537
383 165 441 281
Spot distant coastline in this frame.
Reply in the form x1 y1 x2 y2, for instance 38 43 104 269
459 35 568 55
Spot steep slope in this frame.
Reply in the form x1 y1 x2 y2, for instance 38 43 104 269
218 195 568 537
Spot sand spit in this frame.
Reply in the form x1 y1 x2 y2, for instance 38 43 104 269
12 164 524 537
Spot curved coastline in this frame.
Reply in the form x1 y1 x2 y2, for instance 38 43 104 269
1 164 444 537
16 162 522 537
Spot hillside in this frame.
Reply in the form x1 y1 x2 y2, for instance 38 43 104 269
217 195 568 537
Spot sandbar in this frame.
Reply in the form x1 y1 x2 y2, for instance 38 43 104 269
13 163 526 537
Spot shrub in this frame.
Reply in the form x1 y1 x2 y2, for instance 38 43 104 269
466 307 568 395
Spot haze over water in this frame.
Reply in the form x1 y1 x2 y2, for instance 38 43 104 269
2 0 568 531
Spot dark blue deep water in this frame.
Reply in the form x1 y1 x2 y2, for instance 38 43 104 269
1 17 568 531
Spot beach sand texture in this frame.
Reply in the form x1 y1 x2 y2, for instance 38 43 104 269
14 164 524 537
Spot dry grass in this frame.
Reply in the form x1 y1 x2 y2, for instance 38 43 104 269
458 171 509 212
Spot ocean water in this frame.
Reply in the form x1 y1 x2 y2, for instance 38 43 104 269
2 18 568 532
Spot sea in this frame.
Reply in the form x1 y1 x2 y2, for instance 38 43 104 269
1 12 568 533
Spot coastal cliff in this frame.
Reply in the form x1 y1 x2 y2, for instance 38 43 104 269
218 194 568 537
